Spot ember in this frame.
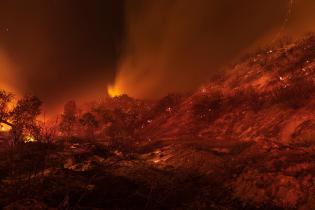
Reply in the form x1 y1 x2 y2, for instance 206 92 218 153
24 135 36 143
0 123 11 132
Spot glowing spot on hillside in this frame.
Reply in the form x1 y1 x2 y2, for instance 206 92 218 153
24 135 36 143
107 85 123 98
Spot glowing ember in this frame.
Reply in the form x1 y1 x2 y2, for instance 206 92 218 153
0 123 11 132
153 159 161 164
107 85 123 98
24 135 37 143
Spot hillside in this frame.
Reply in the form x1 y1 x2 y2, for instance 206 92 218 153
140 35 315 145
1 35 315 210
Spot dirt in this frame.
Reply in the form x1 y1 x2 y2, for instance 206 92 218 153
0 137 314 210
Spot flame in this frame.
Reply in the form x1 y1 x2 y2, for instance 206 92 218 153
107 84 123 98
0 123 12 132
24 135 36 143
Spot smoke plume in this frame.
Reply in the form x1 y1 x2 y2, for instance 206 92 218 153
111 0 315 99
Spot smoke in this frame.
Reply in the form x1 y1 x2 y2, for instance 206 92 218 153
111 0 315 99
287 0 315 34
1 0 315 114
0 0 124 114
0 49 21 94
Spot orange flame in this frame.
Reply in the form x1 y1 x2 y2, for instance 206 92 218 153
0 123 11 132
24 135 36 143
107 84 123 98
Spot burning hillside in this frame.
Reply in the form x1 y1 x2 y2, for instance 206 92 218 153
1 35 315 209
139 35 315 143
2 0 315 209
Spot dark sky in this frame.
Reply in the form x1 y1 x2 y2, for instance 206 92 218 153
0 0 314 113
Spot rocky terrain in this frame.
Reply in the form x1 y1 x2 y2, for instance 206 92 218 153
1 35 315 209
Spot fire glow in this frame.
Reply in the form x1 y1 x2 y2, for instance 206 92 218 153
107 84 123 98
0 123 11 132
24 135 36 143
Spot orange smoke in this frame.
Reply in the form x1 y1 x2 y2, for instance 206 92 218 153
107 84 123 97
110 0 315 99
0 50 19 94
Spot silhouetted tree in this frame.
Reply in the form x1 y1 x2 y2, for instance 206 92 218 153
79 112 98 139
60 100 78 139
10 94 42 142
1 90 42 143
0 90 14 127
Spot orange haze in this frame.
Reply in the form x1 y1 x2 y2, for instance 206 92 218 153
110 0 315 99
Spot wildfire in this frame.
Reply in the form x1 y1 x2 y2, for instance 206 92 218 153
107 84 123 98
0 123 12 132
24 135 37 143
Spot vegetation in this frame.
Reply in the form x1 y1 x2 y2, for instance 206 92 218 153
271 77 315 109
0 90 42 143
79 112 98 138
1 35 315 209
192 91 223 122
59 100 78 139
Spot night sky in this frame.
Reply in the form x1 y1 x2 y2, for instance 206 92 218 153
0 0 314 112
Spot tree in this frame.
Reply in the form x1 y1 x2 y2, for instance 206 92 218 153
60 100 78 138
79 112 98 139
10 94 42 142
0 90 42 143
0 90 14 126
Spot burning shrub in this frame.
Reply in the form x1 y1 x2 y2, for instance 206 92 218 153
9 94 42 143
192 91 223 122
0 90 14 122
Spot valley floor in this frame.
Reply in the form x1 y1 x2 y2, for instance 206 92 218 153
0 137 315 210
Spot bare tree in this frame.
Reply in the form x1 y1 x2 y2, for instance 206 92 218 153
39 116 60 143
